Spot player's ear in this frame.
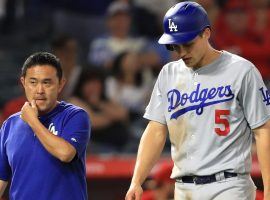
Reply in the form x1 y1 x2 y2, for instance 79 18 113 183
20 76 25 88
203 28 211 39
58 78 66 94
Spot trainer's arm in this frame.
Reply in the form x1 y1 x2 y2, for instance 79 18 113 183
254 120 270 200
0 180 8 197
21 101 76 163
126 121 167 200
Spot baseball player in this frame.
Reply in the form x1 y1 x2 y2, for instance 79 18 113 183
0 52 90 200
126 2 270 200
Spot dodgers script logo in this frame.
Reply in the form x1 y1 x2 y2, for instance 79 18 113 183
167 84 234 119
48 123 58 135
259 87 270 105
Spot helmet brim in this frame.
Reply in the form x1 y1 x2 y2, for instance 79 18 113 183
158 30 201 45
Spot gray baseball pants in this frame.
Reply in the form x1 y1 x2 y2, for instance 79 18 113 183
174 174 256 200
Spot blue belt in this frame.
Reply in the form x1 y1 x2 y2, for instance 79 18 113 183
176 171 237 184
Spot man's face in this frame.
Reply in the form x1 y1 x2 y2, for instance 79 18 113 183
20 65 65 115
170 30 209 69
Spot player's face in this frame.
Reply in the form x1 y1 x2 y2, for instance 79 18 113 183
172 29 210 69
20 65 65 115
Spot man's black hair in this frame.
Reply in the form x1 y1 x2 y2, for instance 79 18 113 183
21 52 63 80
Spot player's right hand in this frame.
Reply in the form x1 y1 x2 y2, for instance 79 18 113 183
125 183 143 200
20 100 38 125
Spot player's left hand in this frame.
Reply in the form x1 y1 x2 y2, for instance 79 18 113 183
20 100 38 125
125 183 143 200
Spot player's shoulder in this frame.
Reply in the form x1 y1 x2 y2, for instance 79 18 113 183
159 59 186 75
222 51 255 72
59 101 90 127
4 112 21 123
60 101 89 118
1 112 22 130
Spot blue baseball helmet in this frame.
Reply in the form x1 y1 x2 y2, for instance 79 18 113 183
158 1 210 46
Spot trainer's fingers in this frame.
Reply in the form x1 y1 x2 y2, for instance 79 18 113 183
23 102 30 107
21 102 29 111
20 102 29 120
31 100 37 108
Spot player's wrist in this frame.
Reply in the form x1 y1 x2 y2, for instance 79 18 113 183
130 179 142 187
27 116 40 128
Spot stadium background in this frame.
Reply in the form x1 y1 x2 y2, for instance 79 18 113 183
0 0 269 199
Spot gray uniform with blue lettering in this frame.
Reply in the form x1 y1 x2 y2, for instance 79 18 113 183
144 51 270 199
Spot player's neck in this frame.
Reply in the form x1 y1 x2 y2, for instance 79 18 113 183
193 48 221 71
205 48 221 65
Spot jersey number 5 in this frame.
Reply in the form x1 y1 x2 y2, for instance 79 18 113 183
215 110 230 136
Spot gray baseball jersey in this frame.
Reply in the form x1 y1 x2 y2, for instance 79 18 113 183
144 51 270 178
